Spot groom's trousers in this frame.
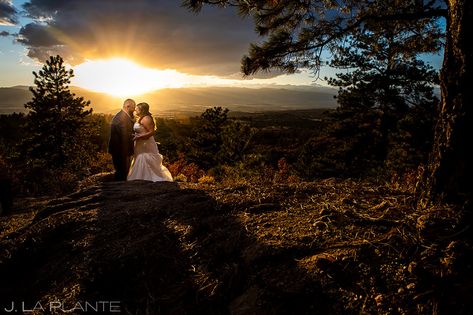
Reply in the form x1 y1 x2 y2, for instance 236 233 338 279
112 154 131 181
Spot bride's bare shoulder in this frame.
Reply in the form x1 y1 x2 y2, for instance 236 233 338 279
140 115 153 123
140 115 155 130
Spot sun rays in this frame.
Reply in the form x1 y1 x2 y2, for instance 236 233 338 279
72 58 187 97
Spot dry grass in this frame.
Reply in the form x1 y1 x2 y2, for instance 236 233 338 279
0 176 471 314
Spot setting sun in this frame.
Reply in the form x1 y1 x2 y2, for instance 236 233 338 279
72 59 187 97
71 58 318 97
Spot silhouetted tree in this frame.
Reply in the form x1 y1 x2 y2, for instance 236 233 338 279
419 1 472 206
296 109 385 178
20 55 94 192
189 107 255 169
189 107 229 168
324 17 439 172
220 120 256 163
328 19 439 111
186 0 473 207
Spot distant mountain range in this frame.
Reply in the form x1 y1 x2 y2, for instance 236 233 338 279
0 85 337 115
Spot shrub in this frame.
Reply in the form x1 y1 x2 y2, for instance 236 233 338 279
198 175 216 185
167 152 205 183
174 174 188 182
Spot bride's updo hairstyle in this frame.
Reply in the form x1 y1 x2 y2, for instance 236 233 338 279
137 102 152 122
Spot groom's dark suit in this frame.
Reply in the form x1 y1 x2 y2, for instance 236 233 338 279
108 110 134 181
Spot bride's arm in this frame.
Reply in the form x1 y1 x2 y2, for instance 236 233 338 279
134 116 155 140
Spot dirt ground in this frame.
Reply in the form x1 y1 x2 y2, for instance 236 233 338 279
0 177 472 314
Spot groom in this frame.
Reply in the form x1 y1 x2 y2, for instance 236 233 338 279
108 99 136 181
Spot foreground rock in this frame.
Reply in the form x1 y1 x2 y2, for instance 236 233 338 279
0 179 472 314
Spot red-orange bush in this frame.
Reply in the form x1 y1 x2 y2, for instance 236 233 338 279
167 152 205 183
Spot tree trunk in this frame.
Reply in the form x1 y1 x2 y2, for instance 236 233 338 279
419 0 473 208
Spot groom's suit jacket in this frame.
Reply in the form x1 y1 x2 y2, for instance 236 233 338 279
108 110 134 158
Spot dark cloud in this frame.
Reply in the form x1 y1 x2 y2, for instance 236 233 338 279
18 23 61 46
0 0 17 25
16 0 277 78
25 45 83 65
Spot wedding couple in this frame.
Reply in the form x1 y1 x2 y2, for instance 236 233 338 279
108 99 173 182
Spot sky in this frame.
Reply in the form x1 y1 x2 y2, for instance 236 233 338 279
0 0 444 97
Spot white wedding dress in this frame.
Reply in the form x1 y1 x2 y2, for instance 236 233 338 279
127 122 173 182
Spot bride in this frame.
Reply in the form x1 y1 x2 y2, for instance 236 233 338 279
127 102 173 182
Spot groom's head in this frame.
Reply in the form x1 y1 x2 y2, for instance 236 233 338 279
123 99 136 116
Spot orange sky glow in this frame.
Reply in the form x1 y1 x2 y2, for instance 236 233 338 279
71 58 318 97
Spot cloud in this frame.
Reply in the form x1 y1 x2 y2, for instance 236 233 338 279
17 22 61 46
0 0 17 25
16 0 277 78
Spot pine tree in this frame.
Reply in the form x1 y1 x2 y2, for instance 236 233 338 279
188 107 255 169
188 107 229 169
325 19 439 172
21 55 93 186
